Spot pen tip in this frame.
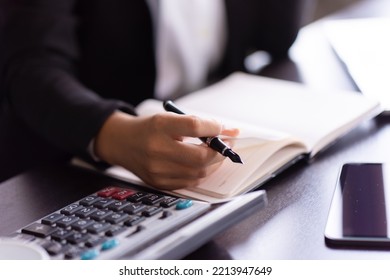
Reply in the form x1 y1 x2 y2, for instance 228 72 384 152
226 150 244 164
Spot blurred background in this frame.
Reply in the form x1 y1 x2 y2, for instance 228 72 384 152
315 0 360 19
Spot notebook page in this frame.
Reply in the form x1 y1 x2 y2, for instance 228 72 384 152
176 72 381 155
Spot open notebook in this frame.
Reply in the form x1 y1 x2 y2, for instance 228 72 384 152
323 17 390 114
106 72 381 203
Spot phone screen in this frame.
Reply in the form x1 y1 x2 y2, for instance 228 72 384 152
325 163 390 247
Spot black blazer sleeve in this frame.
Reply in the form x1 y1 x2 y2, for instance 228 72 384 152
1 1 135 156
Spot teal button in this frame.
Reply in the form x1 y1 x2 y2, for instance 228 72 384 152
81 249 99 260
175 199 193 210
101 239 119 251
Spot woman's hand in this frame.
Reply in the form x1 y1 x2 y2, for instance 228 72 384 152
94 111 239 190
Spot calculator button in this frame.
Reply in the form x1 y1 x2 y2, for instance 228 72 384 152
90 210 113 221
51 228 74 241
93 198 116 209
176 199 193 210
56 216 80 228
111 189 135 200
160 197 179 208
41 213 65 225
105 213 130 224
122 203 146 215
97 186 121 197
41 241 64 256
101 239 119 251
142 206 163 217
107 200 131 211
127 192 148 202
22 223 58 238
75 206 98 218
66 232 91 245
124 215 145 227
142 194 165 205
60 204 84 215
64 245 87 259
160 210 172 219
80 249 100 260
85 236 107 248
72 219 95 231
87 222 111 234
134 225 145 234
79 195 101 206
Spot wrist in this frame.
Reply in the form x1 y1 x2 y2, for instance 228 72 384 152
94 111 135 166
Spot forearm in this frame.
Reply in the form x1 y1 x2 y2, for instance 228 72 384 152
6 61 132 155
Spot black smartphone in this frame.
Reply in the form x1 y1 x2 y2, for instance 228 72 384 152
325 163 390 248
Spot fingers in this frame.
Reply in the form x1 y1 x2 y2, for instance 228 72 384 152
131 116 228 189
135 114 239 189
171 141 225 167
161 113 222 138
144 113 230 165
96 111 238 190
157 112 240 138
221 127 240 137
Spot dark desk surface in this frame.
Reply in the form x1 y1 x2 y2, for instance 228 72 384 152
1 0 390 260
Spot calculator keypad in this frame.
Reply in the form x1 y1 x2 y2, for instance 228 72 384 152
12 186 209 259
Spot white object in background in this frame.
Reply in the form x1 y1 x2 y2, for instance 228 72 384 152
323 18 390 114
0 238 49 260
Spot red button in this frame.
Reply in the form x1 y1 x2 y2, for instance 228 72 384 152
111 189 136 200
97 186 121 197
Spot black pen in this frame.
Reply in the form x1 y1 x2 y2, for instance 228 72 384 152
163 100 243 164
